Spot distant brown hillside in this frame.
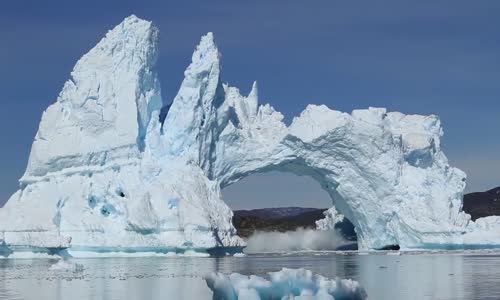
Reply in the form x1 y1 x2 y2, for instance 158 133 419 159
232 207 356 240
463 187 500 221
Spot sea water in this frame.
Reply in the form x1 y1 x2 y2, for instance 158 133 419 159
1 251 500 300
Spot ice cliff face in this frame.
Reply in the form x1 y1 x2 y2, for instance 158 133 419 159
0 16 240 253
1 15 499 256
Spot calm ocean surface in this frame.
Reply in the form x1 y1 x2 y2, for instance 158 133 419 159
1 251 500 300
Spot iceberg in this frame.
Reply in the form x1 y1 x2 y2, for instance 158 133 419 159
204 268 367 300
1 15 500 256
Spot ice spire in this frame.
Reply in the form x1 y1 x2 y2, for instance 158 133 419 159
247 81 259 116
22 15 162 180
161 32 224 162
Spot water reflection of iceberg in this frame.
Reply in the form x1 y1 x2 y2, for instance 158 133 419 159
1 253 500 300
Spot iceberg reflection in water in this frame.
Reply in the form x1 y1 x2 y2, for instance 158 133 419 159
1 251 500 299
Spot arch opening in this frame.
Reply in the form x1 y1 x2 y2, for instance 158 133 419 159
222 171 331 210
221 171 357 251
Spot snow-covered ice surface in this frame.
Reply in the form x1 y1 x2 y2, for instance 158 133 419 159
1 15 500 257
205 268 367 300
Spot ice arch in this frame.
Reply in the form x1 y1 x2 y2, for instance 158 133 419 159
1 16 499 256
157 29 477 250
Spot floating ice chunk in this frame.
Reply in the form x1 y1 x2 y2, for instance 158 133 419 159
49 259 84 273
205 268 367 300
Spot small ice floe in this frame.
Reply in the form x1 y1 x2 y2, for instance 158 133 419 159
49 259 84 273
205 268 367 300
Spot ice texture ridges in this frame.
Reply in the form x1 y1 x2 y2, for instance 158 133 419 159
1 15 500 256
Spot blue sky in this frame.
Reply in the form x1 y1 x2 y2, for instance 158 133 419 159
1 1 499 209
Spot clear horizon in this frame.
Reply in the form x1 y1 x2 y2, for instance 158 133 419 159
1 1 500 209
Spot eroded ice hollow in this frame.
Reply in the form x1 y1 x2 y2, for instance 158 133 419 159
1 15 500 257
